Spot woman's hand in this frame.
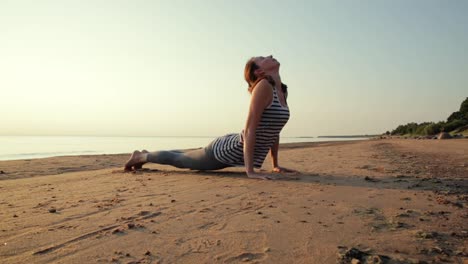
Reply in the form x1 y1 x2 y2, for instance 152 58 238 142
272 166 298 173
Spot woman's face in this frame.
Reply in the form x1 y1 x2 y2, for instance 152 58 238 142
253 55 280 71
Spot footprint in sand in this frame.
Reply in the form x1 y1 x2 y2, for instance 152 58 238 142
198 222 216 230
199 207 212 213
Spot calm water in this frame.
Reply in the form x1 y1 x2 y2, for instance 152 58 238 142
0 136 369 161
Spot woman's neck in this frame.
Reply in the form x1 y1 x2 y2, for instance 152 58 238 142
266 72 281 88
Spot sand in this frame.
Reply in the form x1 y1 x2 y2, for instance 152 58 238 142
0 139 467 264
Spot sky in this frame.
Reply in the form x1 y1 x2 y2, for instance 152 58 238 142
1 0 467 137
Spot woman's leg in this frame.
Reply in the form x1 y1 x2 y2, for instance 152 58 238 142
125 142 229 171
133 150 149 169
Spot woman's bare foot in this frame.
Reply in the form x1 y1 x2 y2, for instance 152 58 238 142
133 150 149 170
124 150 148 171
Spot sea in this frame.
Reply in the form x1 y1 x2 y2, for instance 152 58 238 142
0 136 370 161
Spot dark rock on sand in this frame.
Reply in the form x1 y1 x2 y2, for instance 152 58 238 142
364 176 380 182
415 230 438 239
395 213 410 218
337 246 391 264
112 228 123 234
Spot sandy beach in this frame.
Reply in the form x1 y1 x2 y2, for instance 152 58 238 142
0 139 467 264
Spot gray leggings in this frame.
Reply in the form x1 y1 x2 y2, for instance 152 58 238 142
146 140 230 170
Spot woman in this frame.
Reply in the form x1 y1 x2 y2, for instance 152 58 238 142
124 55 295 180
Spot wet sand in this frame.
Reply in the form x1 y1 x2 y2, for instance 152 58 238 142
0 139 467 263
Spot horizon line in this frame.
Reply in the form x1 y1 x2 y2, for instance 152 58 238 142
0 134 381 138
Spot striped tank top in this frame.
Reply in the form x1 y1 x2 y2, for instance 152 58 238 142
212 86 290 168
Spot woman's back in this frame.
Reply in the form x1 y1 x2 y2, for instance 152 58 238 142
212 85 290 168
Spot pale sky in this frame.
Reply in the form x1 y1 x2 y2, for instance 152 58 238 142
1 0 467 137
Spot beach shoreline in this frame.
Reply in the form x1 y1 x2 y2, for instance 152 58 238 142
0 139 371 181
0 136 372 162
0 139 467 263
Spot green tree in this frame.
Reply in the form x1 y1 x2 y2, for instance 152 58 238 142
444 119 467 132
447 111 463 122
423 123 442 135
389 97 467 135
445 97 468 130
460 97 468 114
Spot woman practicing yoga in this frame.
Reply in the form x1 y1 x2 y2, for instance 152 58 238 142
124 55 296 180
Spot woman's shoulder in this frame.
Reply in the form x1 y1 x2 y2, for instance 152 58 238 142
249 78 274 110
251 78 274 94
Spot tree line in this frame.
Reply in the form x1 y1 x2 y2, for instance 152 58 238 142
388 97 468 136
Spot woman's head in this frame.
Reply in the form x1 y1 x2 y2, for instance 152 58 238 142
253 55 280 72
244 56 279 93
244 58 261 92
244 56 285 95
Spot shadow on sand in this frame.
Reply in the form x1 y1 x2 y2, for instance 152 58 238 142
124 168 467 196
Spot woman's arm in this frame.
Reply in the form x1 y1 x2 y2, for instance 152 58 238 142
243 80 273 178
270 136 299 173
269 137 279 168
